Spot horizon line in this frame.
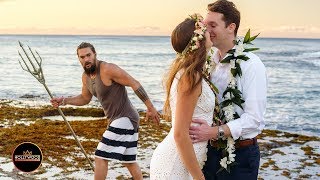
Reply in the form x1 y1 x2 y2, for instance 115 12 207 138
1 33 320 40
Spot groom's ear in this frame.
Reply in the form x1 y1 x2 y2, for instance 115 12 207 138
227 23 236 35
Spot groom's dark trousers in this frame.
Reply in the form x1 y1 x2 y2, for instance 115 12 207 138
202 138 260 180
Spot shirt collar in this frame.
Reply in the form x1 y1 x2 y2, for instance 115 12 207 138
211 45 236 63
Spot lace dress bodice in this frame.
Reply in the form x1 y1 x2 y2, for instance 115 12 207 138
170 72 215 128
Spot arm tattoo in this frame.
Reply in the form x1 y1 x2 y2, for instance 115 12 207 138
134 86 149 102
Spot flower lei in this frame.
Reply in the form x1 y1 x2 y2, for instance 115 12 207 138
179 13 207 56
203 29 260 173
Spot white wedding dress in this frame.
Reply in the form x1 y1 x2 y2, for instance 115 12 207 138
150 72 215 180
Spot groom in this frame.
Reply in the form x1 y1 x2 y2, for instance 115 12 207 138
189 0 267 179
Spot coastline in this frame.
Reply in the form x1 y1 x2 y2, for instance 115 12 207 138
1 34 320 40
0 103 319 179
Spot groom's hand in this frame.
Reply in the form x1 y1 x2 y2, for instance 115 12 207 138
189 119 216 143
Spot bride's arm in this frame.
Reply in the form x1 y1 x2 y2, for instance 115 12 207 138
174 74 205 180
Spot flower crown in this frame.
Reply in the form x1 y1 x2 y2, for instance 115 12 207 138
180 13 207 56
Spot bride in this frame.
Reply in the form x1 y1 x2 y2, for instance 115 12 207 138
150 14 215 180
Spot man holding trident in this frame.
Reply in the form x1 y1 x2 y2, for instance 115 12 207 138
50 42 160 180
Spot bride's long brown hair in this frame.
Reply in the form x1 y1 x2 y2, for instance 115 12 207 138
163 17 207 120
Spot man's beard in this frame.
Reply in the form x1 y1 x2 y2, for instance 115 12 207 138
83 62 96 75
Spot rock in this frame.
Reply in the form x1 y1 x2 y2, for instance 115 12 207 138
19 94 40 98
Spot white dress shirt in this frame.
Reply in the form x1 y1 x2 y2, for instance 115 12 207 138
210 47 267 140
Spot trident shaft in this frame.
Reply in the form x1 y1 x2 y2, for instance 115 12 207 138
18 41 94 171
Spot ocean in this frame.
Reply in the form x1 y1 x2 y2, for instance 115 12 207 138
0 35 319 136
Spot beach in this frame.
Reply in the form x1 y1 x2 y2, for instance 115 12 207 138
0 101 319 179
1 0 320 178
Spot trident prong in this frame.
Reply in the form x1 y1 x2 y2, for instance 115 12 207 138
17 41 95 171
35 50 44 80
18 51 31 72
27 46 42 76
18 41 39 73
18 44 43 84
35 50 43 66
18 59 29 72
28 45 42 67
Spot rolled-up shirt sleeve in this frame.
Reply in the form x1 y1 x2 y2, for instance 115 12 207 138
227 54 267 140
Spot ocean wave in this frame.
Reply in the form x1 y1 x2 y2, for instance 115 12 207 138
300 51 320 58
258 51 302 57
100 52 175 57
297 51 320 67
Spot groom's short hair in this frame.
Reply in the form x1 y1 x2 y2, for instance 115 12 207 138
208 0 240 36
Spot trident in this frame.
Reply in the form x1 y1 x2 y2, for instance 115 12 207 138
18 41 94 171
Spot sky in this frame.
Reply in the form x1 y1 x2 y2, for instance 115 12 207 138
0 0 320 38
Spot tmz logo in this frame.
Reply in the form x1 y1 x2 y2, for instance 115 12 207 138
14 150 41 162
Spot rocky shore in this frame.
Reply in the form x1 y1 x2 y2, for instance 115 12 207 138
0 102 319 179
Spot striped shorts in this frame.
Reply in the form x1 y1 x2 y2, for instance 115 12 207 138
94 117 138 163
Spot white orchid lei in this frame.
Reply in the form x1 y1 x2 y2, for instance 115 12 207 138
203 29 260 173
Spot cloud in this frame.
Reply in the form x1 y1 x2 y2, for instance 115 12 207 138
237 25 320 38
132 26 160 31
272 26 320 33
0 26 166 36
240 25 320 34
